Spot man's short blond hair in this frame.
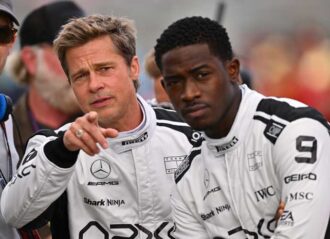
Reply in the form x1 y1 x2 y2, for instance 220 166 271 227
54 14 140 90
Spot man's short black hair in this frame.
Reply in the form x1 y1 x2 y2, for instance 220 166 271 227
154 16 233 70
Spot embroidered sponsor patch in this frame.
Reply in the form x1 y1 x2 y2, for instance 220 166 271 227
174 157 190 180
121 132 148 145
90 159 111 179
215 136 239 153
248 151 263 171
265 121 284 139
164 155 186 174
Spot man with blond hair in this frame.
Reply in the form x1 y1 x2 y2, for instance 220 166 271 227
1 14 198 238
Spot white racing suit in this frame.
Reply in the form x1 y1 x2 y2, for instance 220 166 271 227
172 85 330 238
1 95 200 238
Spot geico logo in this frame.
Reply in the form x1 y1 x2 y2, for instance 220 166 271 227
284 173 317 184
79 221 172 238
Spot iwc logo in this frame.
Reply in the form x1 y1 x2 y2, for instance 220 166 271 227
90 159 111 179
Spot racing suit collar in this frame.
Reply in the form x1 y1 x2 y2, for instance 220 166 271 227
204 85 263 156
105 94 156 154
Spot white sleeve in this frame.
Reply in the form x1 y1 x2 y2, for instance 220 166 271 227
4 116 19 170
272 118 330 238
171 186 209 239
0 131 77 228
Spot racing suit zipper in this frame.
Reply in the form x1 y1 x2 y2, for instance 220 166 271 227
224 152 247 232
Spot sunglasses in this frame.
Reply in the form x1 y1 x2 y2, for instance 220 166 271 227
0 26 17 44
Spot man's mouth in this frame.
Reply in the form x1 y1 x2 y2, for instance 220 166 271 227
91 96 113 108
182 103 208 119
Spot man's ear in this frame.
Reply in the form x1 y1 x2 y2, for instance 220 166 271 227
129 56 140 80
21 46 38 76
226 58 240 84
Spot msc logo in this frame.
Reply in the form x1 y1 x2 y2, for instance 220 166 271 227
90 159 111 179
288 192 314 201
284 172 317 184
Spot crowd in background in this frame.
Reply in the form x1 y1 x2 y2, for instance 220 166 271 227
2 23 330 121
243 24 330 120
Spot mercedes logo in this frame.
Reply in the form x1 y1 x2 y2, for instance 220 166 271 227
90 159 111 179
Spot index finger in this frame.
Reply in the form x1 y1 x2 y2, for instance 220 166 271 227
83 123 109 149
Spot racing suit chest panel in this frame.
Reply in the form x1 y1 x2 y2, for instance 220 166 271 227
175 87 283 237
66 127 192 238
193 132 281 237
223 130 281 234
67 149 139 236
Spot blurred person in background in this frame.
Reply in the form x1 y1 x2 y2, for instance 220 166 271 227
246 25 330 121
247 34 298 98
7 1 85 159
144 48 173 109
0 0 20 238
292 25 330 121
